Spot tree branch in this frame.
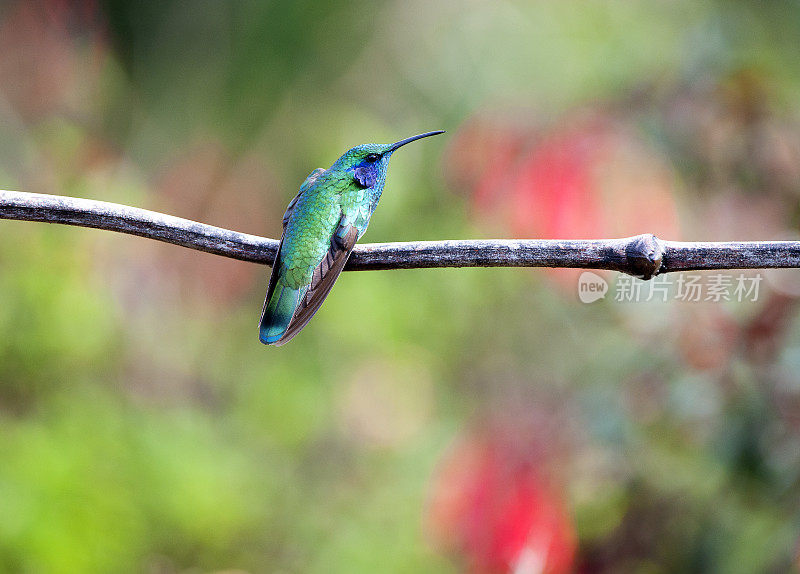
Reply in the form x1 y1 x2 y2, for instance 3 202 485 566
1 190 799 278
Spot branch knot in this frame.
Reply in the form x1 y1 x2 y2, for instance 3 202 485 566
625 234 665 279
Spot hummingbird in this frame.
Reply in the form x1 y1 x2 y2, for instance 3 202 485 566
259 130 445 345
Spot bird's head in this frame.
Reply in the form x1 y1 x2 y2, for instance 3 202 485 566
332 130 444 189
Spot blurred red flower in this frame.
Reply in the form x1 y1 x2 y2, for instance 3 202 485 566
446 110 681 290
426 428 576 574
449 110 681 240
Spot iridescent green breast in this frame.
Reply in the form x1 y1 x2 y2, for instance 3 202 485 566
279 174 348 288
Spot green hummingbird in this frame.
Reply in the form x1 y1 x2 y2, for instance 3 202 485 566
259 130 445 345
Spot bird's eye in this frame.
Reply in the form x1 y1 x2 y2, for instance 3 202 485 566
365 153 381 163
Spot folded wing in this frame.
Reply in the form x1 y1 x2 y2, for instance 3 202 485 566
259 211 358 346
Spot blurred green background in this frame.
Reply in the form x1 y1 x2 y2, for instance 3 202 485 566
1 1 800 572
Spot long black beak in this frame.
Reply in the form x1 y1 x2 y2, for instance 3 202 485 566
385 130 445 154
